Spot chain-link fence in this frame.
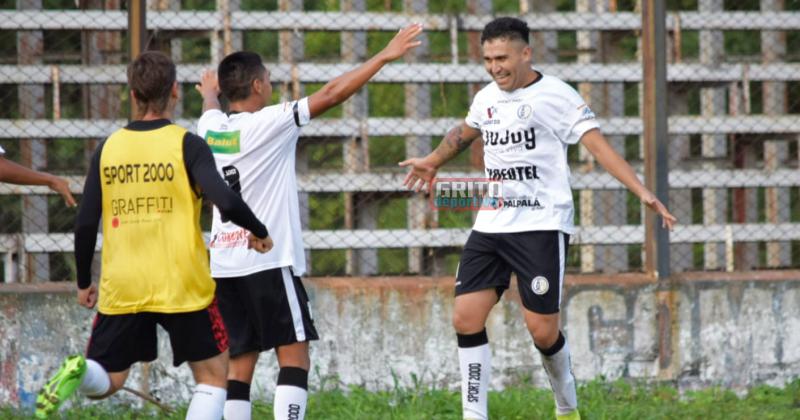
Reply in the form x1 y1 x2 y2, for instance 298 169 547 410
0 0 798 282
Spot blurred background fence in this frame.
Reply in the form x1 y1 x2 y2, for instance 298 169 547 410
0 0 799 282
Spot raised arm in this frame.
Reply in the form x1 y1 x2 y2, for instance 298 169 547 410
399 122 482 192
0 156 76 206
307 23 423 118
580 128 677 229
196 69 222 113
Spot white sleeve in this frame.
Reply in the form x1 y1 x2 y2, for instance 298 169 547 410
0 145 5 155
294 97 311 127
465 95 484 129
197 109 226 138
557 85 600 145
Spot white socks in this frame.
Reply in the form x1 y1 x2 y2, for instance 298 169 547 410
186 384 226 420
537 332 578 415
224 380 251 420
273 367 308 420
223 400 251 420
79 359 110 397
457 330 490 420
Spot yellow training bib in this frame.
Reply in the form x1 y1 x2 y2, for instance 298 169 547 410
98 124 214 314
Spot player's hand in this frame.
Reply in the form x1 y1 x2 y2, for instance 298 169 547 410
48 175 77 207
77 285 98 309
399 156 438 193
641 192 677 230
195 69 220 98
248 234 273 253
378 23 424 62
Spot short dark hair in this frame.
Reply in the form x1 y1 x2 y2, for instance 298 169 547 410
218 51 267 102
480 17 530 45
127 51 176 116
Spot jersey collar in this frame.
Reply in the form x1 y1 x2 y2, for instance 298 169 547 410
126 119 172 131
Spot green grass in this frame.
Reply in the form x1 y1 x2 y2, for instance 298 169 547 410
2 379 798 419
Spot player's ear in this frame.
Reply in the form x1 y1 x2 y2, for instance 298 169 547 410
170 81 179 98
252 77 262 95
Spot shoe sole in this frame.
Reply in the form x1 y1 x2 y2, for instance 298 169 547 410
35 355 86 418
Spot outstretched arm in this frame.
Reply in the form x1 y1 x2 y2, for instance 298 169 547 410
580 128 677 229
0 157 76 207
196 69 221 113
307 23 423 118
399 122 482 192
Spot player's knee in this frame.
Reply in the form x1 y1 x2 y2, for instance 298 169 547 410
527 323 559 348
452 310 482 334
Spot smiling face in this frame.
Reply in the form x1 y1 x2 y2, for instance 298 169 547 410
482 37 534 92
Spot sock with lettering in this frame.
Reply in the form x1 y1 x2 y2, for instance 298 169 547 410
186 383 226 420
273 367 308 420
457 329 490 420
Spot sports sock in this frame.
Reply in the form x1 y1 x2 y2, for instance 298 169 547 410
457 329 490 420
223 380 251 420
273 367 308 420
536 331 578 415
79 359 110 397
186 383 226 420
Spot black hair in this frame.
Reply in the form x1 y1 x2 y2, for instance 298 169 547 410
480 17 530 45
217 51 267 102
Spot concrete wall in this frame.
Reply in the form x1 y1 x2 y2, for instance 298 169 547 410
1 272 799 409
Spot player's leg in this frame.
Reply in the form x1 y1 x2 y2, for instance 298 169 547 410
214 276 260 420
268 268 317 420
35 312 156 418
274 341 310 420
226 351 259 420
453 231 511 420
162 299 230 420
504 231 579 419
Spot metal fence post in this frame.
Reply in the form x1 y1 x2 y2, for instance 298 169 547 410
642 0 670 279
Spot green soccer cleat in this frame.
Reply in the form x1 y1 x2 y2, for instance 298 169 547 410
556 409 581 420
35 354 87 419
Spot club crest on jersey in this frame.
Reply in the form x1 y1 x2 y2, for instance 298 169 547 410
517 104 532 120
531 276 549 295
487 106 498 119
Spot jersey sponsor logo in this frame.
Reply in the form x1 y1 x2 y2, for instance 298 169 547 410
517 104 532 120
430 178 503 211
209 228 250 248
110 196 173 216
482 127 535 150
531 276 549 295
486 165 539 181
102 162 175 185
467 363 482 403
206 130 241 154
503 197 544 209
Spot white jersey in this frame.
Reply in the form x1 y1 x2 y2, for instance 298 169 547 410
197 98 311 277
0 145 5 154
465 73 599 234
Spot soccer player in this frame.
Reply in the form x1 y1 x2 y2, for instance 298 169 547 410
194 23 423 420
0 145 76 207
400 17 676 420
35 51 273 420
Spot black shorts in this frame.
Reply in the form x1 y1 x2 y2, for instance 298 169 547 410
86 299 228 373
214 267 319 357
455 230 569 314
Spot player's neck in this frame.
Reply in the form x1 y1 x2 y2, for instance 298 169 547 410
229 96 266 114
139 111 172 121
512 70 540 91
